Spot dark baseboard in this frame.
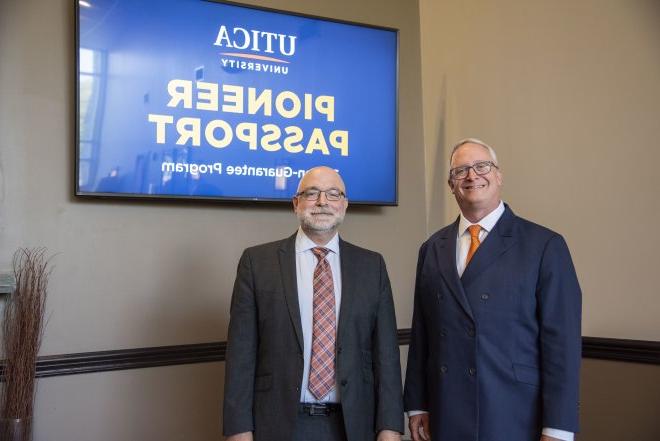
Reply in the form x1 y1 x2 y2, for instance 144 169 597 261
1 330 657 379
581 336 660 364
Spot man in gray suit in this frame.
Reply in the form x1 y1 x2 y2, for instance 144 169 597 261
223 166 403 441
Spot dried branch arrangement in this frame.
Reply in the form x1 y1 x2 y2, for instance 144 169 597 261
1 248 51 422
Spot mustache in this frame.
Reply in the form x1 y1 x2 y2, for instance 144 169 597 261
310 210 334 215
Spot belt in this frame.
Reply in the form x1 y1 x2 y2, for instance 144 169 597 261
298 403 341 416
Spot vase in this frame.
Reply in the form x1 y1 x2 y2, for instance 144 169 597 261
0 417 32 441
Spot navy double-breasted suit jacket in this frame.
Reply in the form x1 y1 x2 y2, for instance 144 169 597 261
404 205 581 441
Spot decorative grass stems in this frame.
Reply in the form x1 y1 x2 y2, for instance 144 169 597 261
1 248 51 440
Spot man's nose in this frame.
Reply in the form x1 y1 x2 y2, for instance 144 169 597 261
316 192 329 205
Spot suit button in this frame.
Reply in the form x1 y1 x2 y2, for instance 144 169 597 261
467 328 475 337
437 292 444 301
468 367 476 376
337 346 342 354
440 365 448 374
440 328 447 337
481 293 489 300
341 380 348 386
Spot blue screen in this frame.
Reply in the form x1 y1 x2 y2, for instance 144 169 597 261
77 0 398 204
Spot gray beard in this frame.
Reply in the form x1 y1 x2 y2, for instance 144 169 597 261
297 212 344 233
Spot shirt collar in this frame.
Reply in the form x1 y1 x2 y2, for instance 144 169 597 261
458 200 505 236
295 227 340 255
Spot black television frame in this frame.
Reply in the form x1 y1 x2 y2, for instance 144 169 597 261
74 0 400 206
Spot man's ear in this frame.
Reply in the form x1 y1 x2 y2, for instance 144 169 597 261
448 179 455 194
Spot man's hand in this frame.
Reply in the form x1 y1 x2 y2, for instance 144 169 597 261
226 432 253 441
540 437 562 441
409 413 431 441
377 429 401 441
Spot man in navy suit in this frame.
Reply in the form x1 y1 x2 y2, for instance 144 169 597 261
404 139 581 441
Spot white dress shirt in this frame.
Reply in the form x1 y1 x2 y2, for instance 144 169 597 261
411 202 574 441
295 228 342 403
456 201 505 277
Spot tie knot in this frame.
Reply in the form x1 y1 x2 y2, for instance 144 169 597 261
468 224 481 238
312 247 330 260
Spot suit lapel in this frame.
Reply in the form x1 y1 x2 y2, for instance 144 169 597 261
337 238 354 345
434 219 475 321
278 234 304 352
460 206 518 288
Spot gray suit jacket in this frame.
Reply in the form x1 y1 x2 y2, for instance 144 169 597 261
223 234 404 441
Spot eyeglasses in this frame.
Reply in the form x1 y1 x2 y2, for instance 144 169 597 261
296 188 346 201
449 161 499 180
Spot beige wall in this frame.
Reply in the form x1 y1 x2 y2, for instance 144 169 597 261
419 0 660 341
0 0 424 440
417 2 660 437
1 0 659 440
580 359 660 441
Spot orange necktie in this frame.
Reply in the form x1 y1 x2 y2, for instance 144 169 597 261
465 224 481 266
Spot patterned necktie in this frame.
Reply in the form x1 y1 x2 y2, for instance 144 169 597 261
308 247 336 400
465 224 482 266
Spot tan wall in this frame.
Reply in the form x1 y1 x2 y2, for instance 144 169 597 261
419 0 660 341
417 1 660 439
580 359 660 441
1 0 659 440
0 0 424 440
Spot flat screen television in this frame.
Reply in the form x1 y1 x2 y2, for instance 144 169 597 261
76 0 398 204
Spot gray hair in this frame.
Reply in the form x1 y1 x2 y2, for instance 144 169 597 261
449 138 499 166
